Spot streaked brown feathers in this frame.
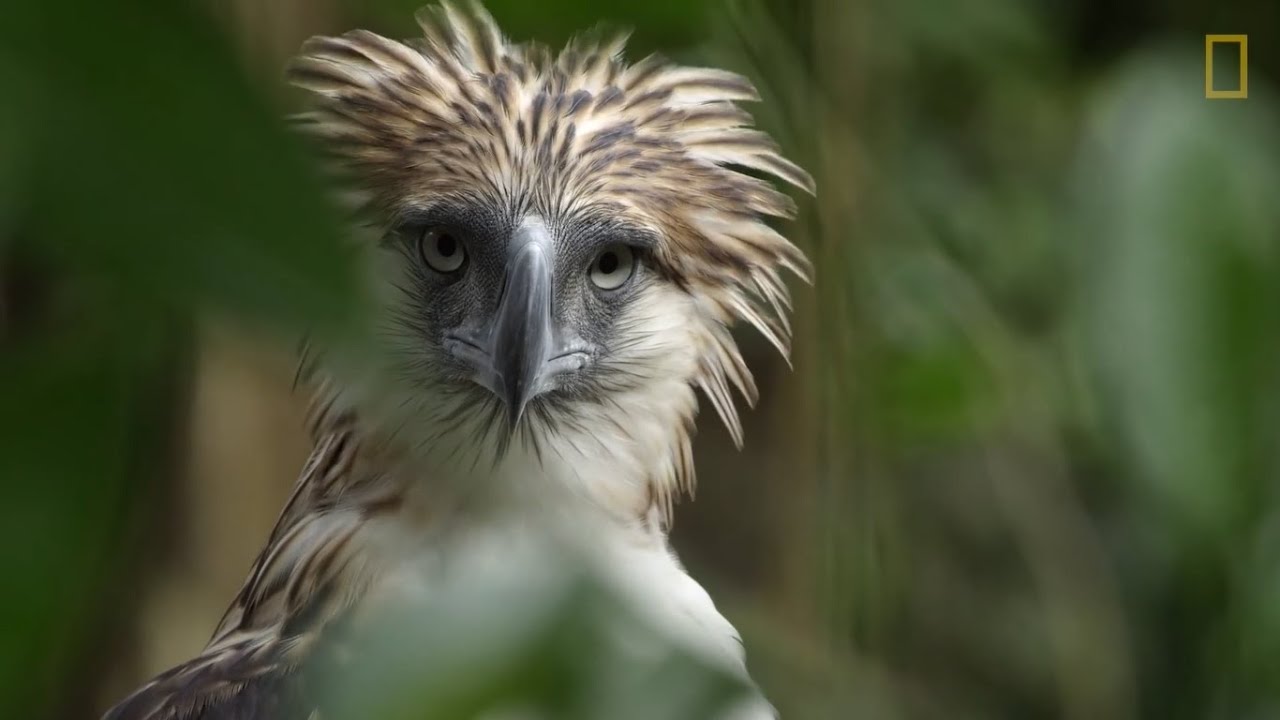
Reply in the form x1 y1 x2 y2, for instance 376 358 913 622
105 4 808 717
289 0 811 454
105 417 386 720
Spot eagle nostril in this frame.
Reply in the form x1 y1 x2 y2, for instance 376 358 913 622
544 348 592 378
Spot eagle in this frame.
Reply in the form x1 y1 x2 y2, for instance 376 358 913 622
104 2 812 718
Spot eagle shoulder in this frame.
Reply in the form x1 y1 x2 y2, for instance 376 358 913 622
104 416 382 720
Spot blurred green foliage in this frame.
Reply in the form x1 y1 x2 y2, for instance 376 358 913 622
0 0 361 714
315 562 757 720
1 0 1279 718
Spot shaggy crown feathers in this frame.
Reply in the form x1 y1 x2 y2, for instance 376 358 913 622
287 0 812 449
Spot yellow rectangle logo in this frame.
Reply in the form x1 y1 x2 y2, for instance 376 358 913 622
1205 34 1248 99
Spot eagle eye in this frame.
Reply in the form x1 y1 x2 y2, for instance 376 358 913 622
418 227 466 274
589 244 636 291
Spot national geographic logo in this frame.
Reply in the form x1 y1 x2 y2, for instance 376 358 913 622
1205 35 1248 99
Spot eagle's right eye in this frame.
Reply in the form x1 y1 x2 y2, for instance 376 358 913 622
589 244 636 291
418 227 467 274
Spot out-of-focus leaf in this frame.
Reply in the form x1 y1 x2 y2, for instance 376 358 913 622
0 0 362 715
0 304 174 718
317 550 754 720
1075 49 1280 715
1076 50 1280 537
0 0 360 335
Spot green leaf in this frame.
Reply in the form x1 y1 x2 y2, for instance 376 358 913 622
318 557 754 720
0 0 360 334
0 308 175 717
1076 50 1280 538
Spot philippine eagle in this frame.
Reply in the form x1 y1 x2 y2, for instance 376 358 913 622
105 2 812 718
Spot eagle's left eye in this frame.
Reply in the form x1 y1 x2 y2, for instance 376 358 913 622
419 227 467 274
589 244 636 291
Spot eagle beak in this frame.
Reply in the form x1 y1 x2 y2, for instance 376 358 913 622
490 224 555 431
444 220 592 432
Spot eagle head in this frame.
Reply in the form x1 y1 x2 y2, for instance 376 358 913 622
289 1 812 514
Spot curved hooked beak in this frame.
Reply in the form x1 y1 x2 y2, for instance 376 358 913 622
446 221 590 432
492 226 554 429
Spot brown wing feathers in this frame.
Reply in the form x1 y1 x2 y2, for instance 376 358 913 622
104 422 367 720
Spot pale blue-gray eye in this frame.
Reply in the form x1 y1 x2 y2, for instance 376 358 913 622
589 244 635 290
419 227 466 273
